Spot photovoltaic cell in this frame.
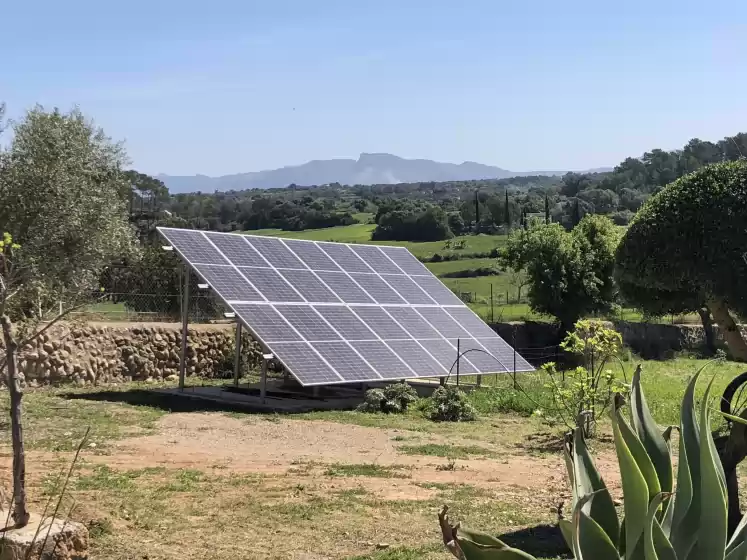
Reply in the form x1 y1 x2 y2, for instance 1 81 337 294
349 273 406 304
160 229 226 264
317 243 374 273
350 341 412 379
245 236 305 269
279 269 341 303
456 339 510 373
445 307 497 338
275 305 341 341
204 232 268 267
477 337 534 372
311 341 381 381
349 245 404 274
385 340 446 376
313 306 377 341
414 307 470 338
378 246 431 275
283 239 341 271
351 307 410 340
158 226 534 386
412 276 465 305
193 264 263 302
418 339 479 374
269 342 342 385
314 271 375 304
233 304 301 342
384 307 442 338
381 274 436 305
238 267 304 302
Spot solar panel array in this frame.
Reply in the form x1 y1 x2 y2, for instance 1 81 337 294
158 227 534 386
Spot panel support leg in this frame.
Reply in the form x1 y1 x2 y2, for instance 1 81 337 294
233 322 242 387
260 357 268 404
178 264 190 392
476 375 482 387
439 377 445 386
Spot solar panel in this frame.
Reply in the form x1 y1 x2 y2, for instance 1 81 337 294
158 227 534 386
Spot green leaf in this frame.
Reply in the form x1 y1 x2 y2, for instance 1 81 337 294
612 401 649 556
670 371 702 559
458 528 510 548
727 512 747 554
459 537 538 559
616 403 662 501
725 541 747 560
644 494 676 560
698 375 728 559
630 366 673 494
558 519 575 553
576 509 620 560
571 427 620 544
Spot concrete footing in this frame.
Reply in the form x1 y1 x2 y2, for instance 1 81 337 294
0 513 88 560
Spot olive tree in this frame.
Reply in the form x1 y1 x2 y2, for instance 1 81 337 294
616 161 747 360
0 106 137 316
0 106 137 526
501 215 620 331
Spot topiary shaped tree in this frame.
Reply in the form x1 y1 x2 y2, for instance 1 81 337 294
616 161 747 360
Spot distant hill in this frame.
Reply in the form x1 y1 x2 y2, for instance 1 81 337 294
158 153 611 193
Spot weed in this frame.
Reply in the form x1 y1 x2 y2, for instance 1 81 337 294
324 463 410 479
398 443 495 459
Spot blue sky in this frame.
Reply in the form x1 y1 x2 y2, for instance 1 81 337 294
3 0 746 176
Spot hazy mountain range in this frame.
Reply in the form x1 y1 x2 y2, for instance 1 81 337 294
158 153 611 193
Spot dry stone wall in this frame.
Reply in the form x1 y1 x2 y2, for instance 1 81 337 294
3 323 262 387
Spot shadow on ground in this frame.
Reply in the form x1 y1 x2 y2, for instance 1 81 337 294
61 388 281 416
499 523 570 558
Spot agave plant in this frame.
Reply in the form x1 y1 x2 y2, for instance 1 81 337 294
438 365 747 559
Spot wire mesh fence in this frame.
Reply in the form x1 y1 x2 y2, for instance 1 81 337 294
67 265 228 323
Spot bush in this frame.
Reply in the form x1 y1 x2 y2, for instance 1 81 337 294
610 209 635 225
357 382 419 413
427 386 476 422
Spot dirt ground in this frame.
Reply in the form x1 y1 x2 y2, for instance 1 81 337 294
4 408 623 560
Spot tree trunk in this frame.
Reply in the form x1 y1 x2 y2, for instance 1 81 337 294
697 306 717 356
0 315 29 527
708 298 747 362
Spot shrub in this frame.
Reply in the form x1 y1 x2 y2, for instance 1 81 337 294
438 366 747 559
427 386 476 422
357 382 419 413
539 320 625 438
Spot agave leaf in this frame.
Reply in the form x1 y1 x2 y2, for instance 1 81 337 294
631 366 674 494
644 494 676 560
572 427 620 544
670 371 703 559
564 433 578 509
558 519 575 553
612 402 649 557
725 541 747 560
576 510 620 560
458 528 511 548
727 512 747 554
617 403 662 501
458 537 538 559
698 375 728 559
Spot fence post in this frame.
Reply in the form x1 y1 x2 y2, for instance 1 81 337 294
490 283 494 323
178 263 190 391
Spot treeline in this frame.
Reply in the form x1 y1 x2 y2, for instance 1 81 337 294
133 131 747 243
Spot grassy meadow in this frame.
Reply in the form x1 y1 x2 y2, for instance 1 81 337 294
3 355 746 559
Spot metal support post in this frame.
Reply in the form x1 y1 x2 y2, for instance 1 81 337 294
178 264 190 391
233 322 242 387
260 357 268 404
456 339 460 387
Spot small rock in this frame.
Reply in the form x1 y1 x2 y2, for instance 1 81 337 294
375 543 390 550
